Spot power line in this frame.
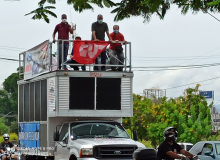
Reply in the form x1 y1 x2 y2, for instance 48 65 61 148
133 62 220 69
145 78 220 97
132 56 220 61
133 55 220 59
0 45 26 50
0 47 24 52
202 9 220 23
134 47 220 82
214 99 220 106
133 63 220 71
0 57 19 61
165 76 220 90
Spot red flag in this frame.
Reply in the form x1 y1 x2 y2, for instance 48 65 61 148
73 40 109 64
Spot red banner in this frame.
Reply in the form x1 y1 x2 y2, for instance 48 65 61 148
73 40 109 64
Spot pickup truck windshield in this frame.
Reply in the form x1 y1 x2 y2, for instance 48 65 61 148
70 122 130 139
215 143 220 155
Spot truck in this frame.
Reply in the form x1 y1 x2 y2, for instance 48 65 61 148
17 40 146 160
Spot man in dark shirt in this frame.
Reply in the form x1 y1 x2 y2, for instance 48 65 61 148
91 14 112 71
53 14 74 70
157 127 197 160
1 134 18 160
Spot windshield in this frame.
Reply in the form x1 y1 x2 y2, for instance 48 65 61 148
215 143 220 155
70 122 130 139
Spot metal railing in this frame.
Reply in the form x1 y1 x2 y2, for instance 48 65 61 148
18 39 132 79
55 39 132 72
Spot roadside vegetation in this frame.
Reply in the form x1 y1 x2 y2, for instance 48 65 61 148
124 84 215 148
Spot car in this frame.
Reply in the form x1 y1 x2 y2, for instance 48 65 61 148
189 141 220 160
175 142 193 160
178 142 193 151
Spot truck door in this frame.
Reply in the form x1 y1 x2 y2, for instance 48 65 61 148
199 143 215 160
55 123 70 160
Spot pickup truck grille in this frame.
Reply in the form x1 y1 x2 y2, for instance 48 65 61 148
93 144 138 159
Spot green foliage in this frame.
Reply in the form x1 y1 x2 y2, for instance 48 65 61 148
0 119 10 135
2 71 19 115
125 129 153 148
10 120 18 135
0 69 19 135
29 0 220 23
0 90 14 114
208 0 220 6
25 4 57 23
124 85 213 148
140 140 153 148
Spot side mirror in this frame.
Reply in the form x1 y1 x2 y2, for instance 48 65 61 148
11 148 15 153
133 130 138 141
62 143 67 147
205 151 215 158
70 135 77 140
205 151 211 156
53 130 59 141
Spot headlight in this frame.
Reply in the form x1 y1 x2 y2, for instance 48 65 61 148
80 148 93 158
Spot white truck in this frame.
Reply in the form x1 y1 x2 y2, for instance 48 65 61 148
17 41 146 160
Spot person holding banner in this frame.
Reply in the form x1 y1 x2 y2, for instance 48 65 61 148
52 14 74 70
66 36 86 71
91 14 112 71
109 25 127 71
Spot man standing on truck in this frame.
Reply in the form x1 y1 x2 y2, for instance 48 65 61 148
0 134 18 160
109 25 127 71
157 127 198 160
91 14 112 71
53 14 74 70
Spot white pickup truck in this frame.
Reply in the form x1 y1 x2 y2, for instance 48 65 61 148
175 142 194 160
53 120 146 160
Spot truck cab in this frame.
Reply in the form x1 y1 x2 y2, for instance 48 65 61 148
54 120 145 160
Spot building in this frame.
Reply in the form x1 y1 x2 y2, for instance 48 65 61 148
143 88 166 100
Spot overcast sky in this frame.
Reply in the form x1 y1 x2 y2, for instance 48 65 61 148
1 0 220 105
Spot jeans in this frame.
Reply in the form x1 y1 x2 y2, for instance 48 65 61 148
69 48 86 71
59 43 69 69
94 50 106 71
109 49 124 71
66 59 86 71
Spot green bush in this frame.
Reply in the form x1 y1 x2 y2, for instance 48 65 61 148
140 140 154 148
0 133 18 143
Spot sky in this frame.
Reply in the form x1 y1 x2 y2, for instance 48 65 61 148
1 0 220 105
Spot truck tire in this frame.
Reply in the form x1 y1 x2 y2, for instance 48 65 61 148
69 155 77 160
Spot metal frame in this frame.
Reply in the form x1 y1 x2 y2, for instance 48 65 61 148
94 77 97 110
18 40 133 79
52 39 132 71
19 52 25 79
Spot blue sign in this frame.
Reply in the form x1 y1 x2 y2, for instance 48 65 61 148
18 122 40 148
200 91 214 99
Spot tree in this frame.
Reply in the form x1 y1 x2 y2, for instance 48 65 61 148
10 120 18 134
26 0 220 23
123 85 213 148
0 69 20 135
2 68 20 114
0 90 13 114
0 118 10 135
25 5 57 23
